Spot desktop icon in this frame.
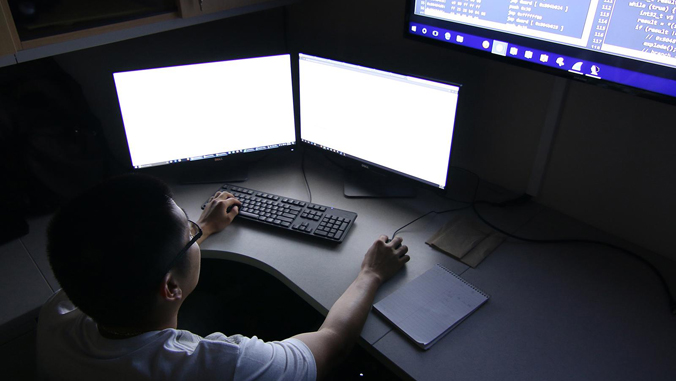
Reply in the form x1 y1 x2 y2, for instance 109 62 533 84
456 35 464 43
411 25 417 32
556 57 565 66
432 30 439 37
591 65 600 76
491 40 508 56
572 62 584 71
482 40 490 49
540 54 549 63
509 47 518 55
524 50 533 59
422 28 427 34
445 32 451 40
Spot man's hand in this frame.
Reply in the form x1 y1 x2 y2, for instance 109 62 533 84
360 235 410 284
196 191 242 243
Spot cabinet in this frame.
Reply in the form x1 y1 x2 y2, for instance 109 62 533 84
178 0 278 18
0 0 294 66
0 0 19 57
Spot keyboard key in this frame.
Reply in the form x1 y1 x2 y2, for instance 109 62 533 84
278 216 294 223
239 211 259 219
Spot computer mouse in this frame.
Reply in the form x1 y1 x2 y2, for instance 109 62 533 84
386 237 402 249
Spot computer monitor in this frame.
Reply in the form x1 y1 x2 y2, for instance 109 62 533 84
113 54 296 182
298 53 461 197
406 1 676 103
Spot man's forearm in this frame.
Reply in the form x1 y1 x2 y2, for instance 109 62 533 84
294 269 383 379
317 270 382 356
295 237 408 379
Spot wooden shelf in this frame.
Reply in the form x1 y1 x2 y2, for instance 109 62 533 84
0 0 20 55
0 0 295 67
178 0 279 18
20 11 177 50
12 0 177 41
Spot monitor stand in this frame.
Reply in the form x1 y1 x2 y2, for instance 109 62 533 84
178 161 248 184
344 172 416 198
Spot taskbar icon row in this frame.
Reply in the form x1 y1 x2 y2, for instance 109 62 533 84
409 22 603 79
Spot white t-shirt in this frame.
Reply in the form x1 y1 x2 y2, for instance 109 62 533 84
36 290 317 381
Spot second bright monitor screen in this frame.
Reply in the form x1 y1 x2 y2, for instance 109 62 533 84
299 54 460 189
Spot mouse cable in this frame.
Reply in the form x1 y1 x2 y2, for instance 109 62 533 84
391 166 480 240
471 199 676 315
300 149 312 203
391 206 472 240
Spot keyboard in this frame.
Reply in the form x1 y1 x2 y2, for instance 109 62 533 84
203 184 357 243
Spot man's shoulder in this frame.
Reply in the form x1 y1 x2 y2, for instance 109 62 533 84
37 289 83 334
35 292 315 380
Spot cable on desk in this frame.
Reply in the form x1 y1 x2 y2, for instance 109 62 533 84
391 206 471 240
301 149 312 203
391 166 480 239
471 198 676 315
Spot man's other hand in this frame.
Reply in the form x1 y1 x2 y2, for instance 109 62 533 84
360 235 410 284
196 191 242 243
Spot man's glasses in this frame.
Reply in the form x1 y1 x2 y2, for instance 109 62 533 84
163 220 202 274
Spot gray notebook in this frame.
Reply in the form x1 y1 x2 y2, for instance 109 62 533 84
374 264 489 350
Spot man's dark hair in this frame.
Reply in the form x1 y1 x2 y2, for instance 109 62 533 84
47 173 188 326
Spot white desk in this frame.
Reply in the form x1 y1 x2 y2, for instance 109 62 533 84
168 149 676 380
2 148 675 380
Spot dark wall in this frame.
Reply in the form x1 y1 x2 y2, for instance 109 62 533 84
284 0 676 261
285 0 553 193
48 0 675 260
541 83 675 262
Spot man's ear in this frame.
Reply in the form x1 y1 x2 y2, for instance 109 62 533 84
160 272 183 302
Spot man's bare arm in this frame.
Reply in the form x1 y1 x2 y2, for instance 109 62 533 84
294 236 409 380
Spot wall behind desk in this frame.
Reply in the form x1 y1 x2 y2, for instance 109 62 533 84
285 0 675 262
47 0 675 261
285 0 553 194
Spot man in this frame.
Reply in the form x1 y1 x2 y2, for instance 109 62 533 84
37 174 409 380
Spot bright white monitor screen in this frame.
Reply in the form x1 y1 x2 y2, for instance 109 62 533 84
113 54 296 169
299 53 460 190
